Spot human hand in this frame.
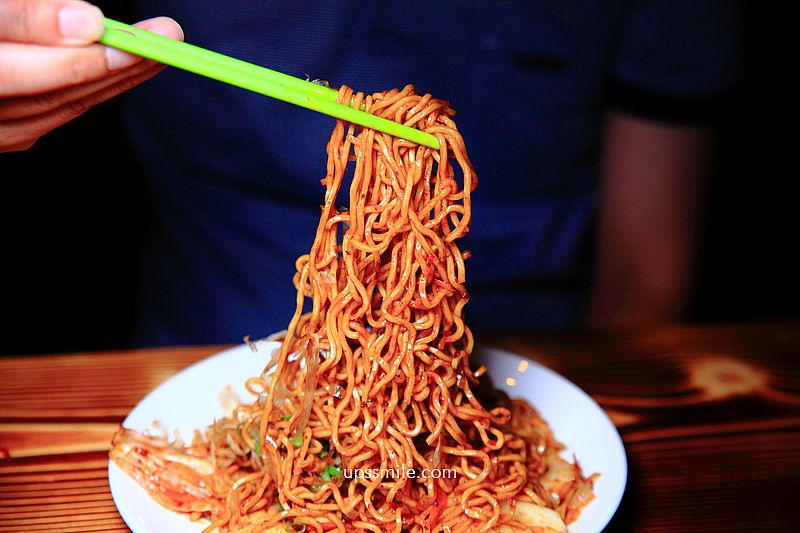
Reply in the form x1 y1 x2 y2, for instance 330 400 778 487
0 0 183 152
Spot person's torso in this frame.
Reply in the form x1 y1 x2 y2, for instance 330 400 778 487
126 0 618 344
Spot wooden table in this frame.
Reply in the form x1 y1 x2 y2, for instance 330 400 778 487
1 321 798 532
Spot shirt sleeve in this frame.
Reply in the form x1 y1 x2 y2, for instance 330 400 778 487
609 0 744 124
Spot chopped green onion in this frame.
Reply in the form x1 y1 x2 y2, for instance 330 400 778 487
276 502 284 511
281 414 292 421
289 434 303 448
320 465 342 482
288 522 307 533
253 439 261 456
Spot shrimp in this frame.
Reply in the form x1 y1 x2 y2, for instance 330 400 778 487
110 428 227 518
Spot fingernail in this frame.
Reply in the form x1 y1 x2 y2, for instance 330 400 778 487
105 47 139 70
59 5 103 42
138 19 184 40
148 24 177 38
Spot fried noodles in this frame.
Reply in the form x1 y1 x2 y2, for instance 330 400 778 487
110 85 596 533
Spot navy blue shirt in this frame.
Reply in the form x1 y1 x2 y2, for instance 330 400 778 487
125 1 741 345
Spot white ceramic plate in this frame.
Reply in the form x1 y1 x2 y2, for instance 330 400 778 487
109 343 626 533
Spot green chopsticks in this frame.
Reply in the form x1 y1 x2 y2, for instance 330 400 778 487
99 18 440 150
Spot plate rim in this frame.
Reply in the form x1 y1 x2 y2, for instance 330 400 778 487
476 346 628 533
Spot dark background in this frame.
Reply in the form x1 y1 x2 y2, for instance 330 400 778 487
1 1 795 356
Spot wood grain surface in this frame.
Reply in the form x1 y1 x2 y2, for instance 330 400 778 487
1 321 799 532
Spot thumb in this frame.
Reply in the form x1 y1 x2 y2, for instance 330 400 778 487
0 0 104 46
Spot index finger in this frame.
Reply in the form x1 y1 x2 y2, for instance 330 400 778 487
0 0 103 46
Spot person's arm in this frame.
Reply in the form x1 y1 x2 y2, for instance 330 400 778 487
585 111 713 329
0 0 182 152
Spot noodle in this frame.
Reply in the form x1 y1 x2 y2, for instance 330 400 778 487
110 85 596 532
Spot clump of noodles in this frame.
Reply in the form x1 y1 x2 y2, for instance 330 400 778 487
110 84 596 533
